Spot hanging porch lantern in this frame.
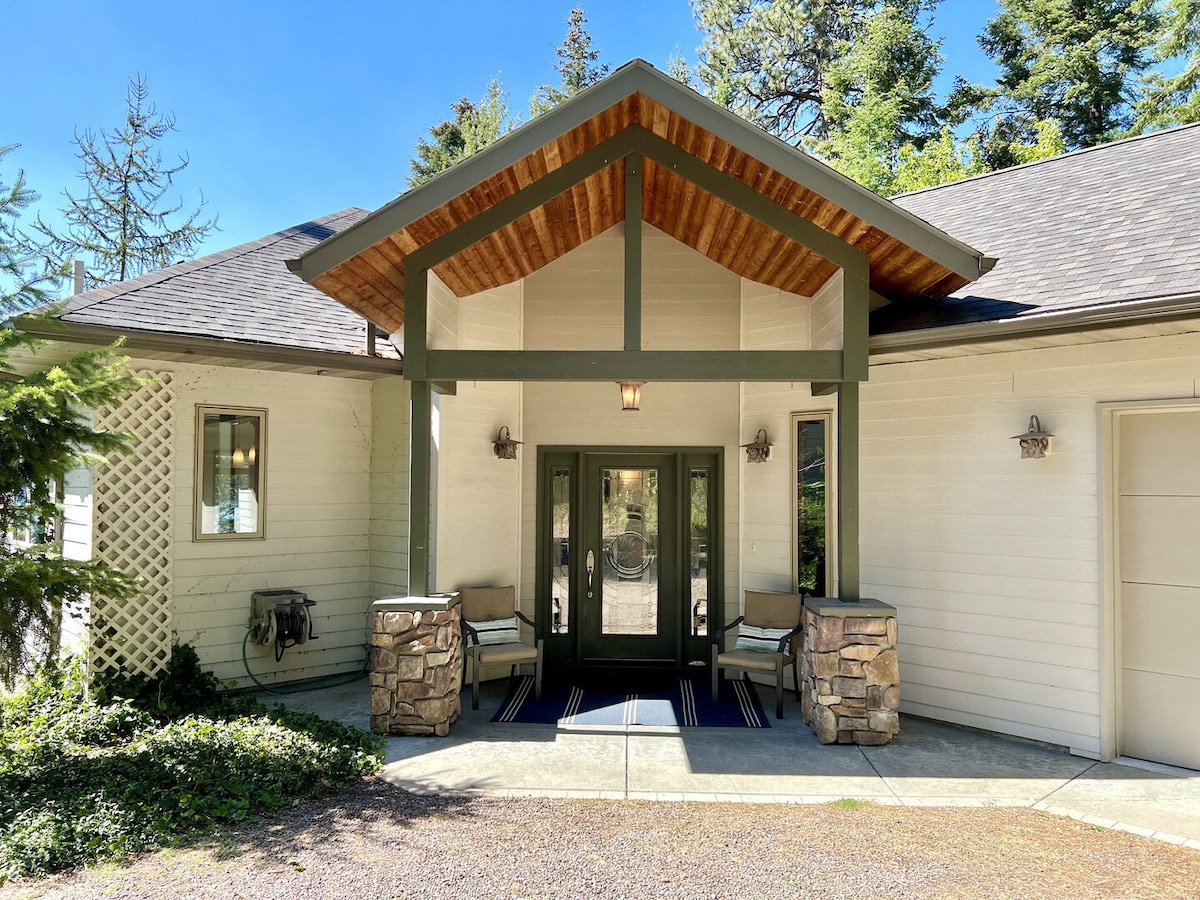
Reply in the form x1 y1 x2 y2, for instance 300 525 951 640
618 381 644 411
741 428 772 463
492 425 522 460
1011 415 1053 459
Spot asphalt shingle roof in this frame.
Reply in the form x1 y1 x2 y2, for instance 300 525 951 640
879 122 1200 333
52 208 397 358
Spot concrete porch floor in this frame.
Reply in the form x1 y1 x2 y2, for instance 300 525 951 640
267 677 1200 850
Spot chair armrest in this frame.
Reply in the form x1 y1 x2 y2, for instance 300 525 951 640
711 615 745 644
514 609 542 642
776 623 803 653
461 619 479 648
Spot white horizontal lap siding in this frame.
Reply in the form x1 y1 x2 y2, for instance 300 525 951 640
164 361 373 686
809 272 843 352
437 283 522 592
861 329 1200 755
739 276 829 600
519 227 743 622
428 272 459 351
371 376 409 599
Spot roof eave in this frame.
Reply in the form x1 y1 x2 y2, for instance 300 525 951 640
13 317 405 376
289 60 990 289
869 292 1200 356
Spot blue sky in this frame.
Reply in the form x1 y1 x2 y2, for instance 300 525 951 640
7 1 998 269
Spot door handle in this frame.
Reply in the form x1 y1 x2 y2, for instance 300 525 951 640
586 549 596 598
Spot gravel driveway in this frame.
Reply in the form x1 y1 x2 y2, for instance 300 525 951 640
5 778 1199 899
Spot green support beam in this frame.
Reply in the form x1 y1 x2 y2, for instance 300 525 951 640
837 381 860 602
631 129 869 274
409 380 433 597
422 349 845 382
624 153 643 352
403 267 428 380
406 131 642 274
842 261 871 382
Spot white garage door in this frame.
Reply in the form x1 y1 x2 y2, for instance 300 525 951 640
1118 410 1200 770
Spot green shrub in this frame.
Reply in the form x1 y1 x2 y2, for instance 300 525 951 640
0 653 383 880
93 643 223 721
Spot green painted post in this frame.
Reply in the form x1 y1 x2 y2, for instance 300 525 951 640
842 260 870 383
625 153 643 352
403 267 428 381
409 380 432 597
837 381 860 601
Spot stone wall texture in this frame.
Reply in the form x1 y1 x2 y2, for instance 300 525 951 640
369 605 463 736
800 607 900 745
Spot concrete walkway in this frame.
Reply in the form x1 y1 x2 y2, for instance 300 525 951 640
271 678 1200 850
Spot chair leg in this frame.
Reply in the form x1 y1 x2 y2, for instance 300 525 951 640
792 658 800 699
534 641 544 701
472 653 481 711
711 644 720 705
776 655 785 719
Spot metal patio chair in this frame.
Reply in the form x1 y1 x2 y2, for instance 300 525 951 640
460 585 543 711
711 590 803 719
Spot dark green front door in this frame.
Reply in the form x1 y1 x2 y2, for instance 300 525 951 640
539 448 722 668
581 453 678 663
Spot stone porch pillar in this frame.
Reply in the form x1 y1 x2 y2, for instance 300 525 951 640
369 593 463 736
800 597 900 745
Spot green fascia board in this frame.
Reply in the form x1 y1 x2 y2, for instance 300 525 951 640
288 59 989 287
291 62 668 282
418 349 845 382
627 63 989 281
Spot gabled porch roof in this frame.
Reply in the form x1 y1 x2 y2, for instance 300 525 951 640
288 59 993 333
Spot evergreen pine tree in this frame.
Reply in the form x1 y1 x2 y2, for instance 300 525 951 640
30 74 217 290
531 7 610 115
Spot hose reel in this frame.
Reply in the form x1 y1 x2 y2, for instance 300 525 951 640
251 589 317 662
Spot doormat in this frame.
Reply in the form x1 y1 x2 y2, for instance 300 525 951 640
490 674 771 728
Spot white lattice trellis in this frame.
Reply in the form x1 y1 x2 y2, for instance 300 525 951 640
90 370 176 677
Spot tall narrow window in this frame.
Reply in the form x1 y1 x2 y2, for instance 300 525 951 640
550 465 572 634
195 407 266 540
688 468 710 637
794 414 831 596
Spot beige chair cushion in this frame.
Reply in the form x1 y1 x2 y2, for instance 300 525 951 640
716 648 796 671
460 585 516 621
475 642 539 665
744 591 803 629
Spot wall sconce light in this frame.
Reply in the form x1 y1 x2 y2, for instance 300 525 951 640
492 425 522 460
618 381 643 411
741 428 772 463
1011 415 1053 459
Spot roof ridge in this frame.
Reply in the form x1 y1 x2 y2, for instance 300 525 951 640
65 208 368 316
892 122 1200 201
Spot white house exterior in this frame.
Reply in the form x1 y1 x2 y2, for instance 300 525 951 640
14 61 1200 771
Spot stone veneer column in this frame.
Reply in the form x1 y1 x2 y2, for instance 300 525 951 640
369 594 463 736
800 597 900 746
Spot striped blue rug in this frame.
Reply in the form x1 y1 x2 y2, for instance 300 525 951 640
491 674 770 728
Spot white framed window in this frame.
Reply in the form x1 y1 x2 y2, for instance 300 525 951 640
194 406 266 540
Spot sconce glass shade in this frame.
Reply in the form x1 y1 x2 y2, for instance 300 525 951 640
741 428 772 463
618 382 643 411
1011 415 1053 459
492 425 522 460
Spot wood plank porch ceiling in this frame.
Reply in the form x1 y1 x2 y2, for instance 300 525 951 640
313 94 970 333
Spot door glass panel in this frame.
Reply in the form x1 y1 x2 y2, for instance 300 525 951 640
550 466 572 634
796 418 828 596
601 468 658 635
689 469 710 637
